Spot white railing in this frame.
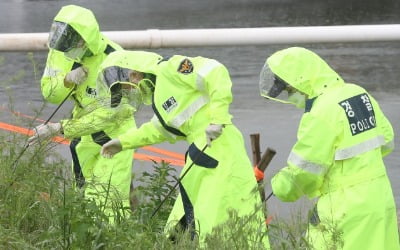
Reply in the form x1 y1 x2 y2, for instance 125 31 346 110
1 24 400 51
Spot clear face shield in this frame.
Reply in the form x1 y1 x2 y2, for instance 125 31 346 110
259 64 306 109
48 21 88 62
98 66 150 109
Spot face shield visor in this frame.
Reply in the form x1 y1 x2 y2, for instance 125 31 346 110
97 66 145 109
48 21 89 62
259 64 306 109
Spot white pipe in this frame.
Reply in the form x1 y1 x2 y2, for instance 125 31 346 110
1 25 400 51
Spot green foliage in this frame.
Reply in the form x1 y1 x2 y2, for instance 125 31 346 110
0 113 347 250
0 133 188 249
203 210 269 250
133 161 178 228
0 132 348 249
268 213 311 249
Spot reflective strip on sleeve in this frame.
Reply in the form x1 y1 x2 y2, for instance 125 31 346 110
381 139 394 152
151 115 178 140
334 135 385 160
196 60 221 91
170 95 209 128
288 151 326 175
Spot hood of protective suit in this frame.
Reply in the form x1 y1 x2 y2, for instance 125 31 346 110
267 47 344 99
97 50 162 107
53 5 105 55
100 50 161 76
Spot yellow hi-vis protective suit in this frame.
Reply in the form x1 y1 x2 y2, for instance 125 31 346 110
266 47 399 249
118 55 270 247
40 5 135 217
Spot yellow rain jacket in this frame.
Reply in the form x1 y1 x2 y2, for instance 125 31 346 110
40 5 134 217
118 55 270 247
267 47 399 249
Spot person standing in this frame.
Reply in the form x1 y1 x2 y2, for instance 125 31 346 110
259 46 399 249
29 5 135 219
101 52 270 247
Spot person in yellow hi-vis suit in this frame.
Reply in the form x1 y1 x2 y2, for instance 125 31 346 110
259 47 399 249
101 52 270 247
29 5 135 220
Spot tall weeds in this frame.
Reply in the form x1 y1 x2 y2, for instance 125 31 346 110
0 131 313 249
0 132 183 249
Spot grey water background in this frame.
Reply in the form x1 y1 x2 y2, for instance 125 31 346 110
0 0 399 219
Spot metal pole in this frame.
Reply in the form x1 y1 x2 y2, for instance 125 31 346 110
10 88 74 172
265 192 274 202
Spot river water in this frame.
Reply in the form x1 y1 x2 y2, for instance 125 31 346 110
0 0 399 218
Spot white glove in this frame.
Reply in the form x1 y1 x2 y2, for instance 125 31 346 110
205 124 224 147
101 139 123 158
65 66 88 86
28 122 62 146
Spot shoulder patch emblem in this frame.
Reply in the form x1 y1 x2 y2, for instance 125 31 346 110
177 58 193 74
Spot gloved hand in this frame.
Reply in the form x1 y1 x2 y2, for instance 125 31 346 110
28 122 62 145
205 124 224 147
101 139 123 158
64 66 88 87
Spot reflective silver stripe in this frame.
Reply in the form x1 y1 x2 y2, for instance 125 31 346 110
335 135 385 160
42 66 61 78
170 95 209 128
151 115 178 140
288 151 326 175
196 60 221 91
382 139 394 152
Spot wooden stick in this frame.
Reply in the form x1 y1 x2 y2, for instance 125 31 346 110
257 147 276 172
250 133 261 166
256 147 276 202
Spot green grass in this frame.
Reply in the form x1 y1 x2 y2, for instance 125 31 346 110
0 130 316 249
2 126 394 250
0 133 182 249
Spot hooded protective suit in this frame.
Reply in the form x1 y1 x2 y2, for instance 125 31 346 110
262 47 398 249
40 5 134 218
115 54 270 247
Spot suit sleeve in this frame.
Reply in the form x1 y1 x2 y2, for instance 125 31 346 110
369 94 394 157
272 113 336 201
202 63 233 125
61 103 134 139
40 49 74 104
118 115 179 150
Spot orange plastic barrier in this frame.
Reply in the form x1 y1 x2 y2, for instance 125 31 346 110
0 121 184 166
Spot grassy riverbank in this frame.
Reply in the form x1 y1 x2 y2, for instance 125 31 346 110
2 130 399 249
0 131 316 249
